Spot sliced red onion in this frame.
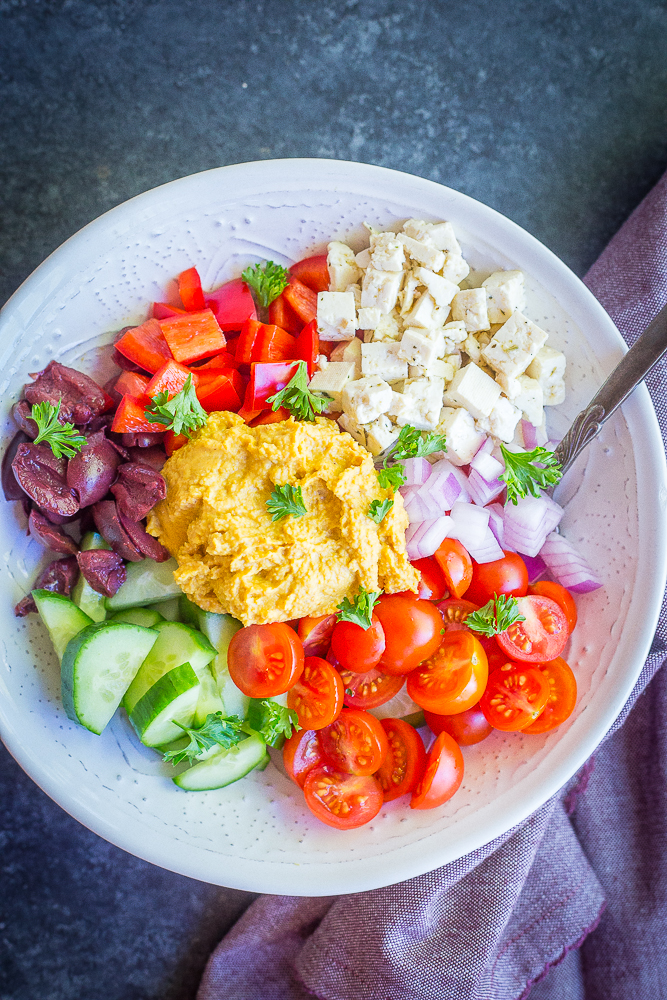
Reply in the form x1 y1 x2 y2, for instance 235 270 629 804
470 448 504 482
406 516 453 560
401 457 432 486
403 492 436 524
522 553 548 584
503 495 564 558
521 420 538 450
466 468 505 507
486 502 506 549
420 459 470 510
540 532 602 592
398 484 421 503
465 526 504 564
449 501 489 551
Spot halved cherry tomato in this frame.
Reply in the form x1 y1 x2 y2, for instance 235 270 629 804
465 550 528 607
438 598 479 631
410 732 464 810
424 706 493 746
497 595 569 663
338 667 404 709
523 657 577 734
287 656 344 730
289 254 330 293
374 594 443 676
227 623 304 697
411 556 448 600
434 539 473 598
177 266 206 311
319 708 389 775
304 766 383 829
298 614 336 657
407 630 488 716
376 719 427 801
478 634 509 673
479 662 550 731
282 728 324 788
330 613 385 674
529 581 578 634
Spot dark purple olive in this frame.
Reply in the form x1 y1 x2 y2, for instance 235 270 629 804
15 555 79 616
87 413 115 434
29 509 79 555
112 347 141 372
110 463 166 521
76 550 126 597
118 511 169 562
33 504 80 525
92 500 142 561
2 431 30 501
66 431 121 507
12 443 79 518
25 361 106 425
12 402 38 439
127 446 166 471
120 432 165 448
103 376 122 409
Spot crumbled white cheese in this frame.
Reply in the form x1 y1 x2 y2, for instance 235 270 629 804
441 253 470 285
371 310 402 342
365 414 400 456
443 320 468 345
437 406 485 466
327 242 362 292
369 232 405 272
487 396 522 442
412 266 459 310
342 376 393 424
337 413 366 447
308 361 355 412
482 270 526 324
451 288 490 333
402 291 439 329
361 341 408 380
361 268 402 314
481 311 548 378
355 248 372 269
389 377 444 431
514 375 544 427
358 306 382 330
443 362 502 420
317 291 357 341
526 345 566 384
398 327 446 368
397 233 446 272
403 219 461 254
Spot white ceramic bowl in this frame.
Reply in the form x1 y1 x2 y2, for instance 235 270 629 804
1 159 665 895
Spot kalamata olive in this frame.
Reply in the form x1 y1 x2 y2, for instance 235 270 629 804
14 555 79 616
12 402 38 439
28 509 79 555
117 511 169 562
92 500 142 561
76 549 126 597
127 446 166 471
110 463 166 521
33 505 80 525
112 347 141 372
2 431 30 501
120 432 165 448
12 443 79 518
66 431 121 507
25 361 106 425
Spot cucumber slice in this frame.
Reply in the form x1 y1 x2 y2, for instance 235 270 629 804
105 558 181 611
72 532 111 623
33 590 93 661
123 621 216 716
193 665 226 727
152 597 181 621
109 607 165 628
218 673 250 720
178 593 201 628
195 611 248 718
129 662 201 746
174 733 268 791
61 622 158 734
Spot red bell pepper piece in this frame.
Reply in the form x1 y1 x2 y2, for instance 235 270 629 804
152 302 187 320
115 319 173 374
253 324 297 363
205 278 257 331
294 320 318 377
236 319 263 366
159 309 225 364
196 369 246 412
251 407 291 426
193 351 239 371
247 361 299 410
289 254 330 293
115 370 150 401
283 277 318 325
237 382 263 424
145 359 198 400
165 429 188 456
178 267 206 312
268 293 303 335
111 395 166 434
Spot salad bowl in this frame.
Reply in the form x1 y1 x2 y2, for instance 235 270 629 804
0 158 665 895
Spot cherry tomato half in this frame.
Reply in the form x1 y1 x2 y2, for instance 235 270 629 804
410 732 464 810
424 706 493 746
411 556 448 600
464 550 529 607
434 538 473 598
478 634 509 673
227 622 304 697
529 581 578 634
282 728 324 788
479 662 550 731
338 667 404 709
376 719 427 801
407 630 488 716
438 598 479 632
298 614 337 657
496 595 569 663
330 614 385 674
319 708 389 776
523 657 578 734
375 594 444 676
287 656 344 730
304 766 384 829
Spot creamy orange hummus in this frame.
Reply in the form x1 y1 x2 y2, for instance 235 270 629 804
146 412 418 625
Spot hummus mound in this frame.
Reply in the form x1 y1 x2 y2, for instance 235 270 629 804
146 412 419 625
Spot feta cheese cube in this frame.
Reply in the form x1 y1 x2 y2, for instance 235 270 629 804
494 371 521 399
451 288 490 333
403 220 462 254
346 282 362 309
358 306 382 330
308 361 355 412
443 362 502 420
401 377 445 430
526 345 566 384
408 358 455 381
327 242 361 291
365 414 400 457
397 233 446 272
514 375 544 427
371 310 402 342
443 320 468 345
398 327 446 368
402 291 440 329
437 407 485 466
482 270 526 324
400 273 420 315
481 311 549 378
487 396 522 443
369 232 405 272
445 352 462 374
413 267 459 309
330 336 363 377
317 291 357 341
342 376 393 424
355 248 372 268
441 253 470 285
361 342 408 380
361 268 402 314
338 413 366 447
463 333 482 363
543 378 566 406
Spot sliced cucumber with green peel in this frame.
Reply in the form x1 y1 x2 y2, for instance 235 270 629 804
33 590 93 660
61 622 158 734
105 558 181 611
194 609 247 718
178 593 201 628
110 607 165 628
174 733 268 791
123 621 217 716
129 661 201 746
152 597 181 621
193 665 226 726
217 672 250 720
72 532 111 623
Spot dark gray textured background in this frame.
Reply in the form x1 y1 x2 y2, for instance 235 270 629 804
1 1 666 998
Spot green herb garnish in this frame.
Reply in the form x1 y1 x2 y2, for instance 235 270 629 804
336 588 381 630
266 483 307 521
377 463 407 492
144 374 208 438
466 594 526 638
368 498 393 523
266 360 330 422
255 700 300 746
500 445 563 504
390 424 447 461
242 260 290 308
162 712 244 766
32 401 87 459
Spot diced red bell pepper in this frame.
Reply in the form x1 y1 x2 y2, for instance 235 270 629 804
289 254 330 293
205 278 257 331
159 309 226 364
253 324 297 363
193 351 239 371
178 267 206 312
247 361 299 410
268 293 303 335
115 370 150 401
196 368 246 412
236 319 263 366
115 319 173 374
283 277 318 325
251 407 291 426
294 319 318 377
165 429 188 456
145 359 198 400
237 382 263 424
111 395 166 434
152 302 187 320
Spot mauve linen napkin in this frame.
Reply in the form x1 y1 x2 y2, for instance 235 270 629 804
198 170 667 1000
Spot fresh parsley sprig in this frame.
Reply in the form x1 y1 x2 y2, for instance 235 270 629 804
266 483 307 521
390 424 447 461
162 712 244 766
31 401 87 459
336 588 381 630
500 445 563 504
266 360 330 422
377 463 406 492
144 374 208 438
368 498 393 524
466 594 526 638
254 700 300 746
242 260 290 308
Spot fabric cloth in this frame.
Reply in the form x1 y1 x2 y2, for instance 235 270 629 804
198 171 667 1000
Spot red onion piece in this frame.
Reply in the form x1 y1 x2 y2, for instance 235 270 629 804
66 431 122 507
401 457 432 486
418 459 470 511
76 549 127 597
466 468 505 507
12 443 79 518
465 526 505 564
539 532 602 593
448 501 489 551
486 503 507 549
403 492 436 524
110 463 166 521
29 509 79 555
14 555 79 616
521 420 539 450
503 495 563 558
522 553 548 584
470 445 503 481
406 516 453 560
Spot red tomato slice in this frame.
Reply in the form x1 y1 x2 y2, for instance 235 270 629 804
330 614 385 674
289 254 330 293
424 706 493 746
479 662 550 731
411 556 448 600
410 732 464 810
304 766 383 829
437 598 480 631
407 630 488 715
529 581 578 633
298 614 337 657
319 708 389 775
376 719 427 801
227 623 304 697
287 656 344 730
496 595 569 663
522 657 577 734
338 667 404 709
434 539 473 598
282 728 324 788
464 550 529 607
374 594 443 676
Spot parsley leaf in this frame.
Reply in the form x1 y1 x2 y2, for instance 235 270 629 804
162 712 244 766
31 401 87 459
390 424 447 461
466 594 526 638
336 588 381 630
368 498 394 523
144 374 208 438
255 700 300 746
242 260 290 308
377 463 406 492
266 483 307 521
266 360 330 422
500 445 563 504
